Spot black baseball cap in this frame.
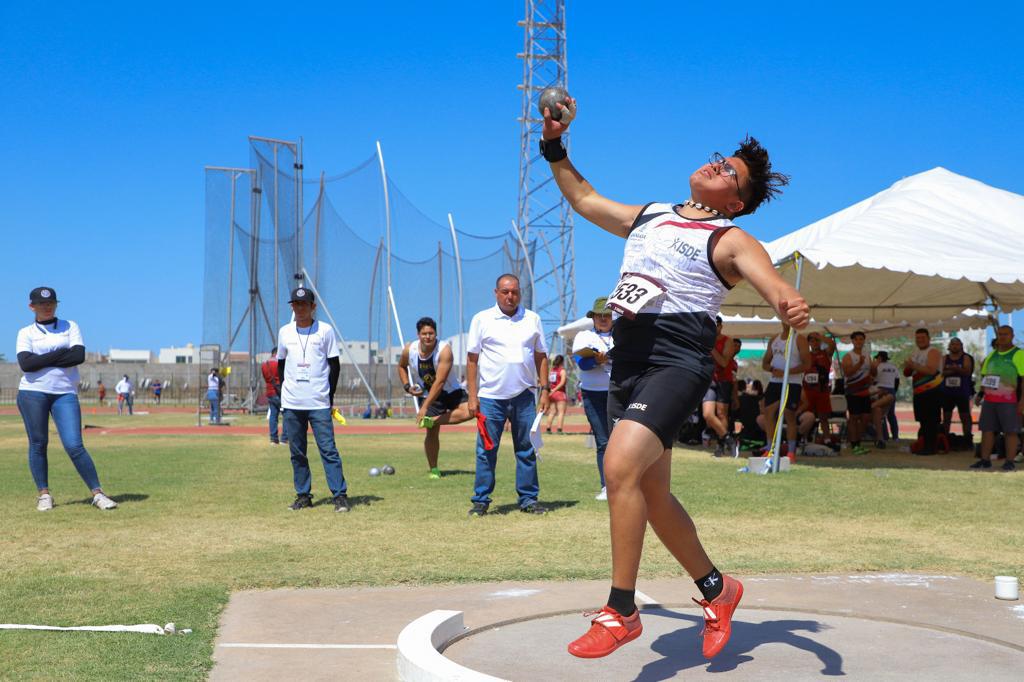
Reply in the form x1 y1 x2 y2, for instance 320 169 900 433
29 287 59 304
289 286 315 304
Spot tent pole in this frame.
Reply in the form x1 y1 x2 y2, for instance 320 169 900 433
771 253 805 474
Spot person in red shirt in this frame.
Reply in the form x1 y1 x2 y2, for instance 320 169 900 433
262 347 287 445
701 317 738 456
803 332 836 441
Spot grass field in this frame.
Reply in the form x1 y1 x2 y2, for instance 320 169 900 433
0 411 1021 680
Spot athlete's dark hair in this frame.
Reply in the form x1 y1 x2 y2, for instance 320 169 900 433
415 317 437 332
876 351 889 362
850 331 866 340
732 135 790 217
736 379 747 393
998 324 1013 333
715 315 723 325
552 354 565 367
915 328 930 336
495 273 520 288
270 346 277 354
751 379 764 396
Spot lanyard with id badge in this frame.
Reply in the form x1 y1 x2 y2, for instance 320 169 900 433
606 272 666 319
295 323 316 382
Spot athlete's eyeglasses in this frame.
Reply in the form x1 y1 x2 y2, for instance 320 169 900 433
710 152 740 188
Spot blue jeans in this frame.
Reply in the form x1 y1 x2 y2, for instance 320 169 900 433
17 390 102 492
207 390 221 423
582 389 610 488
472 389 539 508
284 408 347 497
118 393 133 415
267 396 287 442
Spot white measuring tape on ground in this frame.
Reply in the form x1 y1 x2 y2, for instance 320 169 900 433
0 622 190 635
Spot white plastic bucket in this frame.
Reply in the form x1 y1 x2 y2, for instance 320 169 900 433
994 576 1019 600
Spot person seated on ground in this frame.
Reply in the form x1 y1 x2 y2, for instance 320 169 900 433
803 332 836 443
941 337 974 449
738 379 767 447
842 331 875 454
794 393 818 446
362 402 372 419
761 323 810 455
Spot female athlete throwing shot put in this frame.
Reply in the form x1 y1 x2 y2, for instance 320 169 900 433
541 96 808 660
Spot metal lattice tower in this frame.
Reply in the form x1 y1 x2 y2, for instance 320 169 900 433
516 0 575 351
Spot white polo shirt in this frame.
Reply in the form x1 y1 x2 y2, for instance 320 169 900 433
115 378 131 395
16 319 83 395
468 304 548 399
276 320 340 410
572 327 613 392
875 361 899 390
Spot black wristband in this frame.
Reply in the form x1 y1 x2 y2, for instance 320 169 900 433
539 137 567 163
403 383 411 391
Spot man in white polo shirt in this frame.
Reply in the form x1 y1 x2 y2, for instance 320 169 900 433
276 286 350 512
466 274 550 516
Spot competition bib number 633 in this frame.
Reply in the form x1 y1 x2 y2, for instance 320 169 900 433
606 273 666 319
981 375 1000 390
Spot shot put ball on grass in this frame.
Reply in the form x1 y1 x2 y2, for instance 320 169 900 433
382 465 395 475
538 86 570 120
369 467 381 477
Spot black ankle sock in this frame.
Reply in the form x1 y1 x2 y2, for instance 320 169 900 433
607 586 636 616
695 568 724 601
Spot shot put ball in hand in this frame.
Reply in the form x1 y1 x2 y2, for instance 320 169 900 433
539 86 570 121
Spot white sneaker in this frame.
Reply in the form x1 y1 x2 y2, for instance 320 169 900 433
595 487 607 501
92 492 118 510
36 493 53 512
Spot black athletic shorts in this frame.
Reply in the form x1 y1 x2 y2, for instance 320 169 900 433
846 393 872 416
765 382 802 411
608 360 711 449
702 380 734 405
425 389 468 417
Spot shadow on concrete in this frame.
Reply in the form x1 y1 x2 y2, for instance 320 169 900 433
636 609 845 680
67 492 150 505
489 500 580 515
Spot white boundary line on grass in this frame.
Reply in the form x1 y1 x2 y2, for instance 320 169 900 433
219 643 396 649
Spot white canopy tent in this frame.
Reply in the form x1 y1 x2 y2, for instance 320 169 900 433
722 167 1024 321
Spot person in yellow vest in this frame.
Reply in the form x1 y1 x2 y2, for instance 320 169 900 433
969 325 1024 471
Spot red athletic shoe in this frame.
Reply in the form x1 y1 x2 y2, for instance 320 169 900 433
567 606 643 658
693 574 743 658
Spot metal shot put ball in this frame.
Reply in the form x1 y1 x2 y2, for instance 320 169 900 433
538 86 570 121
382 465 395 476
369 467 381 477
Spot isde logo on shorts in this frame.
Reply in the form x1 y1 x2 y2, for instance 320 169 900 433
627 402 647 411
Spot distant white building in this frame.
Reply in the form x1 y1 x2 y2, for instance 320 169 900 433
109 348 152 363
158 344 199 364
336 340 380 365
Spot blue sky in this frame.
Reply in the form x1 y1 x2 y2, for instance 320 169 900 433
2 1 1022 357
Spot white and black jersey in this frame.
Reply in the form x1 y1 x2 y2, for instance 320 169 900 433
409 340 461 394
611 202 734 368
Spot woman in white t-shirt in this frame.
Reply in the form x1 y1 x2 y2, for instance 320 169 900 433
15 287 117 511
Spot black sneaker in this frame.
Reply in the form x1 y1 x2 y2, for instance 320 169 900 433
520 502 547 515
467 502 489 517
289 494 314 510
333 495 351 512
875 440 886 450
968 459 992 470
712 440 724 457
724 434 740 458
1000 460 1016 472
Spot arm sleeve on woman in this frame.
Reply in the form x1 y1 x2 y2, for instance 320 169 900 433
51 345 85 368
17 348 73 373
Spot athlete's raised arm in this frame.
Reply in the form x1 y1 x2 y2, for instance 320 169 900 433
541 98 644 238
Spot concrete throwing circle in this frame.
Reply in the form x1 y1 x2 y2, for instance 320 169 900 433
442 606 1024 680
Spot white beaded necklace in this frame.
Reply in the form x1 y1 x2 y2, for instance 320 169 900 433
682 199 723 218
